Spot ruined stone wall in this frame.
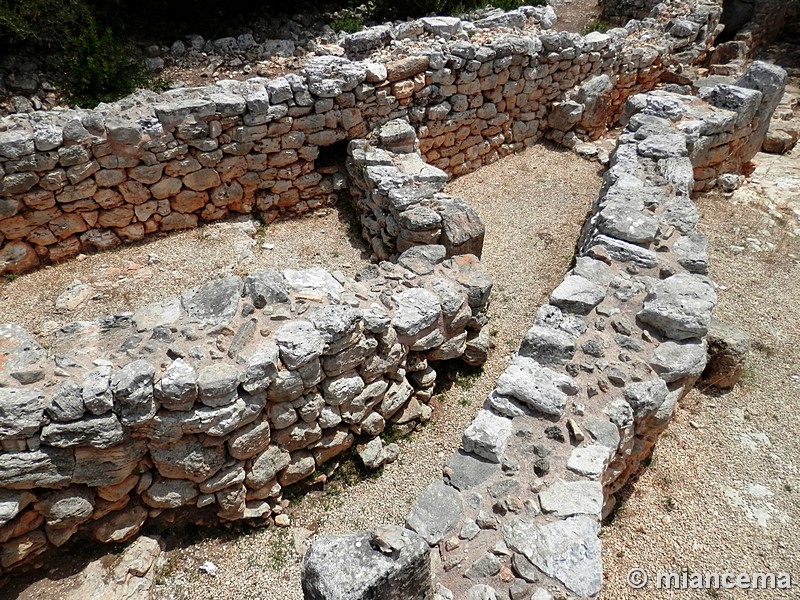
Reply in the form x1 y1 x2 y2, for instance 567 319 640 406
346 119 485 262
0 4 722 276
301 61 786 600
0 253 492 574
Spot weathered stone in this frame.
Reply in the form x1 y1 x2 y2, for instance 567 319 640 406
518 325 576 366
650 339 707 383
444 450 498 491
36 486 94 527
93 504 148 543
549 275 606 315
638 274 717 340
566 444 612 479
41 414 125 448
302 527 431 600
242 344 280 393
392 288 441 337
112 360 156 426
496 356 578 417
150 436 225 483
197 363 239 407
405 481 463 545
154 359 198 411
142 477 198 508
462 410 512 463
181 275 243 327
244 269 289 308
246 445 291 489
701 318 750 389
539 480 603 518
503 516 601 597
0 388 44 439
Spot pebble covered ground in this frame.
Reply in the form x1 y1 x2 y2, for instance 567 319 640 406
599 179 800 600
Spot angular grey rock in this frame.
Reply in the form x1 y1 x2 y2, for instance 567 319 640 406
598 202 660 244
142 477 198 508
437 197 486 258
181 275 243 326
584 417 621 450
392 288 441 337
701 318 751 389
112 360 156 426
40 414 124 448
495 356 578 417
406 480 463 545
466 584 498 600
421 16 463 36
0 447 75 489
661 195 699 234
0 323 46 383
538 480 603 518
637 134 688 158
37 486 94 527
133 298 182 332
46 380 85 422
242 344 280 393
566 444 612 479
623 379 669 418
444 450 498 491
572 256 614 287
344 26 393 57
356 437 399 470
83 365 114 415
302 527 431 600
245 445 291 489
650 340 707 383
462 410 513 463
304 56 367 98
673 233 709 274
309 305 362 345
0 388 44 439
465 553 502 580
197 363 239 407
283 267 344 301
154 359 198 411
576 74 613 130
548 100 583 131
0 490 35 527
322 371 364 406
588 234 658 268
503 516 602 597
275 321 326 369
398 245 447 275
518 325 576 366
549 275 606 315
638 274 717 340
244 269 290 308
604 398 634 429
150 437 225 483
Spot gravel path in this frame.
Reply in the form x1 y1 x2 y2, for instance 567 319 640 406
5 144 602 600
599 183 800 600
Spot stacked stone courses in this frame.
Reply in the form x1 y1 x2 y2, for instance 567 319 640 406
302 60 787 600
0 2 722 275
0 246 492 573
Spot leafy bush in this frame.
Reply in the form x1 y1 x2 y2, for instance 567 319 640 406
59 16 154 107
583 18 610 34
331 16 364 33
0 0 89 49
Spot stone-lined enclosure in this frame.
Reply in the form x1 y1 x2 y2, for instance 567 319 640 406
0 1 724 276
0 0 787 594
301 60 786 600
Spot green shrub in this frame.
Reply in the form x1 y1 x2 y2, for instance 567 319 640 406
331 16 364 33
583 18 610 34
59 16 154 107
0 0 88 49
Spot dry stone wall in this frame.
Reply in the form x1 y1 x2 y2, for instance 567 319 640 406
347 119 485 262
0 2 723 276
301 60 786 600
0 250 492 574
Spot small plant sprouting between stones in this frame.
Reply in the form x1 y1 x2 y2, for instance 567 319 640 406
268 528 291 571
